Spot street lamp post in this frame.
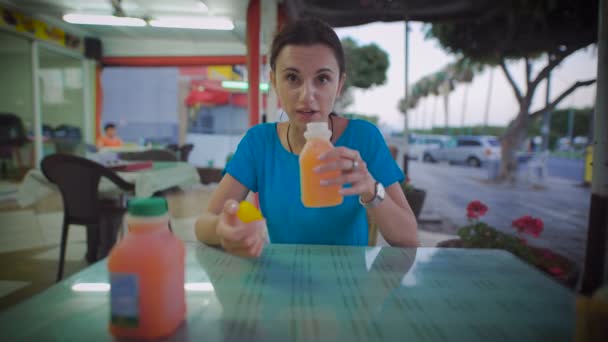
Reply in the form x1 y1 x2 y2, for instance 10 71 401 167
402 21 410 175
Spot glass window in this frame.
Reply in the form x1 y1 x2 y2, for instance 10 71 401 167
458 139 481 147
487 139 500 147
0 31 33 134
38 46 85 155
0 31 34 172
444 139 457 148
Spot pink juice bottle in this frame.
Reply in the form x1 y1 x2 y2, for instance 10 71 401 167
108 197 186 340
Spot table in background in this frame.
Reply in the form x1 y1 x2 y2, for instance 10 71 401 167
17 161 200 207
0 244 575 341
98 144 150 153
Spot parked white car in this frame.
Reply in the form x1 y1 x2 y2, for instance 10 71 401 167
422 135 501 167
408 134 451 160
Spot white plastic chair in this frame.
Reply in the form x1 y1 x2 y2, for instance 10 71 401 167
526 151 549 184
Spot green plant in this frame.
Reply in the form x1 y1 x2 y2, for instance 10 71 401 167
402 176 415 193
225 152 234 165
458 201 570 280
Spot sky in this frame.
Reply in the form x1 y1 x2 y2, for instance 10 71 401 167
335 22 598 132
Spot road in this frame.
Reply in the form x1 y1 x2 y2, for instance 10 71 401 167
407 160 591 270
547 157 585 182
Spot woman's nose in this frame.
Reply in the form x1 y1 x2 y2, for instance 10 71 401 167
298 81 316 103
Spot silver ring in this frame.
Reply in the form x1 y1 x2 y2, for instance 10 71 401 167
351 159 359 171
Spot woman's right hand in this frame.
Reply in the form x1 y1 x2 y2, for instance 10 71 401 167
216 199 267 258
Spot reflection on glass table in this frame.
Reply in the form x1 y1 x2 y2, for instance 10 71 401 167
0 243 575 341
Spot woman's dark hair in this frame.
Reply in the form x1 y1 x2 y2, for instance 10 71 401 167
270 18 345 76
104 123 116 131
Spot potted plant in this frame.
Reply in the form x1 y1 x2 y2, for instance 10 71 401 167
401 176 426 219
437 200 579 288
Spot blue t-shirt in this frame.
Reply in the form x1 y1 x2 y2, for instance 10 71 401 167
224 119 404 246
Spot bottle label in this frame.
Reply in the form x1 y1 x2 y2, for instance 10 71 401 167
110 273 139 328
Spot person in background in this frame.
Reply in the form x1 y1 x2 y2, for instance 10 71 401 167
97 123 123 148
195 18 418 257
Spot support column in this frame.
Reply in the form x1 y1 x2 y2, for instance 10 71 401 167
247 0 261 127
177 78 189 145
31 41 42 167
261 0 279 122
95 65 103 143
581 0 608 294
82 59 93 144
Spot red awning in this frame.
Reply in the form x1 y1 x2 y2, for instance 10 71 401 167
185 79 269 109
185 80 230 107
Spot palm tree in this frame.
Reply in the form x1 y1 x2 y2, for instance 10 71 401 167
398 57 480 133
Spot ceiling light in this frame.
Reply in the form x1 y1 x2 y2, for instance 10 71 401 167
149 16 233 30
63 13 146 27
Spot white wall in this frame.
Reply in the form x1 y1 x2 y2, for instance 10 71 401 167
186 133 244 168
102 38 246 57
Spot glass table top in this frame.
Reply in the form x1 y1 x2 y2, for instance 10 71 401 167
0 243 575 341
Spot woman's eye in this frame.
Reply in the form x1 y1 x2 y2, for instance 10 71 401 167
286 74 298 82
318 75 330 84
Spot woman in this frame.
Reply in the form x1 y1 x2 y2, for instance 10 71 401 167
195 18 418 257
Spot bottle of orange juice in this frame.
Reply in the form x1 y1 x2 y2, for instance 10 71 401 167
300 121 343 207
108 197 186 340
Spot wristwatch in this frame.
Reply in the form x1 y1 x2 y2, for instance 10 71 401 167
359 181 385 209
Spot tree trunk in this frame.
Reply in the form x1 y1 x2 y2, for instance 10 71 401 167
499 102 530 181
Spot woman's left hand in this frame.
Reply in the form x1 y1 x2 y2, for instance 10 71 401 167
317 147 376 201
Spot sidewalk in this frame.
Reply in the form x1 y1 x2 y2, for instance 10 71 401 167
406 161 590 271
376 204 459 247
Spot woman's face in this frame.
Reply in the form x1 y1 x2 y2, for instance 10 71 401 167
270 44 345 127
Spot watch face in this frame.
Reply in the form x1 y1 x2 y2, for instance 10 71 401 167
377 182 386 200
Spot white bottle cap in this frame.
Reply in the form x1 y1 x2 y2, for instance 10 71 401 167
304 121 331 140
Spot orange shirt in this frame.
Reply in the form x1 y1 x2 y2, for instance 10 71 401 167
98 136 123 147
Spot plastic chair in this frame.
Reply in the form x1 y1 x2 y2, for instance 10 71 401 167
53 125 82 154
0 113 27 178
119 149 178 162
166 144 179 153
367 211 378 246
166 144 193 162
179 144 194 162
41 154 134 281
526 151 550 184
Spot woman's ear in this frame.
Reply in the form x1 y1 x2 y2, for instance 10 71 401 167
337 73 347 96
270 70 277 92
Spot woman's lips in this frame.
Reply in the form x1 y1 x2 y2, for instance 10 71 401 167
296 110 318 116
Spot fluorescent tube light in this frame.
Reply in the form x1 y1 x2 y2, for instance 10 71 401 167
63 13 146 27
222 81 269 92
149 16 234 30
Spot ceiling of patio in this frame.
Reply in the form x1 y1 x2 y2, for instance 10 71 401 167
1 0 259 57
283 0 503 27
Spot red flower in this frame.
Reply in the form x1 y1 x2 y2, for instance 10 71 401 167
466 200 488 219
549 267 564 276
512 216 544 237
